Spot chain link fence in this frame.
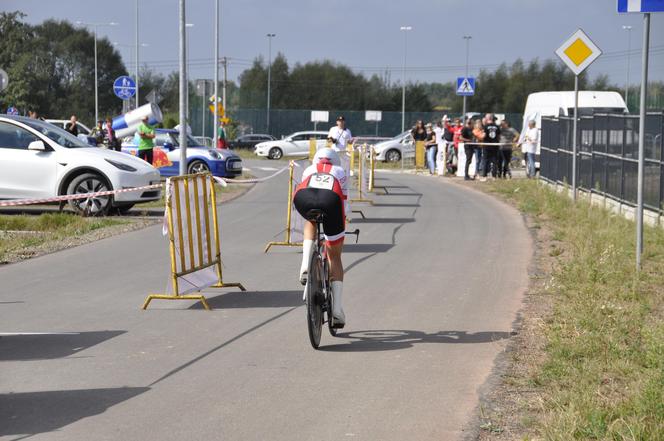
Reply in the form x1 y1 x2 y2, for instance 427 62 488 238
540 112 664 213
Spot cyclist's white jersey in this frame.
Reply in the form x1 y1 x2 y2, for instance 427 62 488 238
301 161 348 201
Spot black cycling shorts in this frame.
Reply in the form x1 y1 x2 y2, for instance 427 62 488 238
293 188 345 244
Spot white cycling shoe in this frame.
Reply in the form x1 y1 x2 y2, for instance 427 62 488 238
330 281 346 328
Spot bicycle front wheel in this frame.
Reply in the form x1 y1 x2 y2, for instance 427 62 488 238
306 251 324 349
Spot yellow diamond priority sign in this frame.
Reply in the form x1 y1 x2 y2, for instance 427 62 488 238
555 29 601 76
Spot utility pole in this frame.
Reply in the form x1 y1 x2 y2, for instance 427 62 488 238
213 0 219 148
622 25 633 110
222 56 228 113
636 13 651 269
266 33 276 135
76 21 118 123
135 0 139 108
178 0 187 176
462 35 472 120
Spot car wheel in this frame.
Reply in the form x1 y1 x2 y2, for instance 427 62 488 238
385 149 401 163
188 160 210 174
66 172 112 216
268 147 283 160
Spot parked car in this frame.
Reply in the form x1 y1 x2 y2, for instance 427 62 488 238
0 115 161 215
121 129 243 178
254 131 328 159
45 119 97 146
521 91 628 169
194 136 215 148
229 133 276 150
373 131 415 163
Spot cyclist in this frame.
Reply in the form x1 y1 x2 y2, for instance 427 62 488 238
293 148 348 327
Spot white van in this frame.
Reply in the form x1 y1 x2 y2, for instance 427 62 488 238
521 91 628 168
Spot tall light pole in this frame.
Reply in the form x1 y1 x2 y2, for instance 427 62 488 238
178 0 187 176
135 0 139 108
622 25 633 109
213 0 220 149
185 23 194 120
462 35 472 120
76 21 118 123
266 33 276 135
400 26 412 135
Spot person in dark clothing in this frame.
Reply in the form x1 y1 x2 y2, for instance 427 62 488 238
459 119 475 180
481 114 501 179
411 120 427 141
65 115 79 136
498 120 519 178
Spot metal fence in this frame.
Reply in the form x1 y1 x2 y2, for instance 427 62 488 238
188 104 524 140
540 112 664 213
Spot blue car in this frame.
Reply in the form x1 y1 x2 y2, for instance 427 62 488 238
121 129 243 178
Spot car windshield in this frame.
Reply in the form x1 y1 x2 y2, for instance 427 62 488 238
23 119 90 148
167 133 201 147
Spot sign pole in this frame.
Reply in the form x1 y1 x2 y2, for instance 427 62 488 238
636 12 650 270
572 74 579 201
178 0 187 176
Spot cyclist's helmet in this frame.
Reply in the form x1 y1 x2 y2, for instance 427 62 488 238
313 147 341 167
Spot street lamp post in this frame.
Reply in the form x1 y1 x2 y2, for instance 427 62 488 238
462 35 472 119
400 26 412 135
266 33 276 135
185 23 194 120
76 21 118 123
622 25 633 109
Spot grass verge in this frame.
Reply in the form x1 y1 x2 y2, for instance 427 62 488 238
482 179 664 440
0 213 125 263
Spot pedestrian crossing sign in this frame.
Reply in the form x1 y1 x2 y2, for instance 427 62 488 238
456 77 475 96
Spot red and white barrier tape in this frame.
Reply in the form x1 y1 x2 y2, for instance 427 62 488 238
214 164 291 185
0 183 164 207
1 165 295 208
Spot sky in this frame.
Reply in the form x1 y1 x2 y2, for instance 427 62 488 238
3 0 664 89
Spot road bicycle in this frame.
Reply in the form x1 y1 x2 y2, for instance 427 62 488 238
304 209 359 349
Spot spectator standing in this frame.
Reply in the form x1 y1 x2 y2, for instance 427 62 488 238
520 120 538 178
460 119 475 180
328 115 352 153
434 119 444 175
411 120 427 169
91 120 105 146
217 121 227 149
65 115 79 136
480 114 501 180
472 119 485 179
424 123 437 174
137 115 156 165
498 120 518 178
104 117 120 151
442 116 456 174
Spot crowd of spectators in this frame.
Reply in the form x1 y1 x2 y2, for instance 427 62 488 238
409 113 538 180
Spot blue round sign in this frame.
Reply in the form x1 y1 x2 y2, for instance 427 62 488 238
113 76 136 100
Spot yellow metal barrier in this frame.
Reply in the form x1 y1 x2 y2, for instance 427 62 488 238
142 173 246 310
350 144 373 205
369 145 376 193
309 138 317 161
415 140 426 169
264 161 303 252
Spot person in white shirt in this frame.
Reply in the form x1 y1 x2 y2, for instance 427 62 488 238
327 115 352 153
433 119 445 175
520 120 539 178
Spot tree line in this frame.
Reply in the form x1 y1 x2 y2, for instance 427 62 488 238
2 11 660 126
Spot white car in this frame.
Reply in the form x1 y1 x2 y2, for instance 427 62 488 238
45 119 97 146
254 131 328 159
373 131 415 163
0 115 161 215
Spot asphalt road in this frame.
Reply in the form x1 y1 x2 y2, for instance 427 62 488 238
0 161 531 441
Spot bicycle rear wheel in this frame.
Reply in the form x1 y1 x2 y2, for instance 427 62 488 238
306 251 324 349
325 260 338 337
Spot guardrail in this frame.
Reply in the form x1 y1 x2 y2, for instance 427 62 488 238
540 112 664 213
